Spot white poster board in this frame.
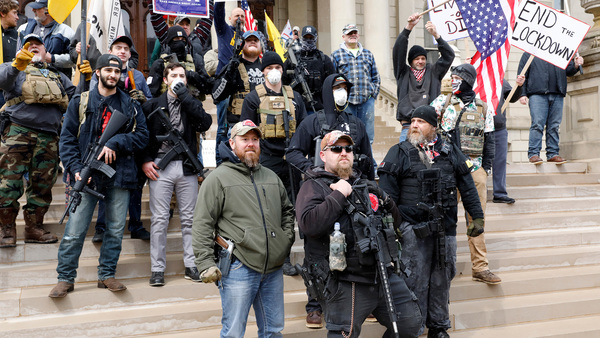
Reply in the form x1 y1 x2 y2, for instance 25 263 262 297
428 0 470 42
511 0 590 69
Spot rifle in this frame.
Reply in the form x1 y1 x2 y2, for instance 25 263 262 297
351 183 402 338
285 48 321 115
148 107 204 174
282 109 296 206
60 108 130 224
414 168 445 269
215 19 244 80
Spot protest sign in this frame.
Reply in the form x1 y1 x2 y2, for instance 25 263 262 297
153 0 209 18
428 0 469 42
511 0 590 69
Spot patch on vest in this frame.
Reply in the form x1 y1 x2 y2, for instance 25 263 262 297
369 193 379 212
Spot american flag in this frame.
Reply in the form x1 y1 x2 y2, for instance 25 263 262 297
241 0 258 32
457 0 517 112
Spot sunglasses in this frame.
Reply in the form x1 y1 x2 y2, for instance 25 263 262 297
324 145 354 153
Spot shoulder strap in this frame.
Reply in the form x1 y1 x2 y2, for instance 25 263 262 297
317 110 329 134
238 63 251 92
77 91 90 138
256 83 267 97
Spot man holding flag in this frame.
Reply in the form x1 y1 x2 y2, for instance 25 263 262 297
17 0 75 77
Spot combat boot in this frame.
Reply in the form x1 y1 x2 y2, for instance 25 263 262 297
23 207 58 243
0 207 18 248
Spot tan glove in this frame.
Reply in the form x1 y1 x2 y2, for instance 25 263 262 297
129 89 147 103
200 266 222 283
77 60 93 81
12 42 33 71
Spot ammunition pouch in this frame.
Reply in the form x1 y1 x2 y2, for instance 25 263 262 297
257 85 296 139
8 66 69 111
413 221 434 239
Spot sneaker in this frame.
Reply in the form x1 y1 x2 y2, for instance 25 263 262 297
306 311 323 329
185 267 201 282
472 270 502 285
131 228 150 240
528 155 543 164
92 230 104 243
493 196 515 204
149 272 165 286
547 155 567 164
282 257 298 276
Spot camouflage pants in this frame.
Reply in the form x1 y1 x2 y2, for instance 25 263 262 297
0 124 59 211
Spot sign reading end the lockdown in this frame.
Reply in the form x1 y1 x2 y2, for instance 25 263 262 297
511 0 590 69
428 0 470 42
153 0 209 18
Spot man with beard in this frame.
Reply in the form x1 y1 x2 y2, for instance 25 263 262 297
143 62 212 286
88 35 152 243
17 0 75 77
193 120 295 337
286 73 373 327
51 54 149 297
241 51 306 276
295 130 422 337
378 105 484 338
147 25 211 101
429 63 501 285
0 34 75 248
212 31 264 148
283 25 335 115
393 13 454 141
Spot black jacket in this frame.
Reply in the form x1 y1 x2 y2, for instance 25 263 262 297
518 53 579 98
494 80 523 131
378 138 483 236
60 87 149 190
141 91 212 176
296 167 402 283
282 49 336 112
286 73 374 180
393 28 454 123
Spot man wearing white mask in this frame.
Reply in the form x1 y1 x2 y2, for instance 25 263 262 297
141 62 213 287
241 51 306 201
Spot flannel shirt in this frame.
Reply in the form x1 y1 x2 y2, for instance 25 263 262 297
331 42 380 105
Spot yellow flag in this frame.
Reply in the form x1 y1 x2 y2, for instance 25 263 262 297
48 0 79 24
264 12 286 62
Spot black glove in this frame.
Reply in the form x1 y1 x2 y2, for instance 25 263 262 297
172 81 188 97
467 218 485 237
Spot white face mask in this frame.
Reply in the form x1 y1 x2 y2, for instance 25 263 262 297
333 88 348 106
266 69 282 85
170 78 185 92
451 78 462 94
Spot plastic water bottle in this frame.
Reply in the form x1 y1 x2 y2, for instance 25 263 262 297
329 222 347 271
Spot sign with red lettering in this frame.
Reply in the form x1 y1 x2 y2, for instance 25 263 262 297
428 0 470 42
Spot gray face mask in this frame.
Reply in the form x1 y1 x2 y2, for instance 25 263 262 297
301 37 317 51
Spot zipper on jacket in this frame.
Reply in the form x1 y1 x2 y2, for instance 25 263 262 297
250 170 270 274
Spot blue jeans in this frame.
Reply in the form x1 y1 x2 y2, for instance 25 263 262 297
215 98 230 166
95 186 143 233
218 260 284 338
527 94 564 159
57 187 130 283
399 123 410 142
346 97 375 145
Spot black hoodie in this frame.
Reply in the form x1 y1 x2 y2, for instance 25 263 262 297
286 73 374 179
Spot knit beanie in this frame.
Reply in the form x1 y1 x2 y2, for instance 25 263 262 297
411 105 438 127
408 45 427 63
261 51 284 71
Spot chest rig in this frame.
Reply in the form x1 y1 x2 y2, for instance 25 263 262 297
256 84 296 139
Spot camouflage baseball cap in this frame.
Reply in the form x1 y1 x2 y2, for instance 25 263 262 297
231 120 262 138
321 130 354 151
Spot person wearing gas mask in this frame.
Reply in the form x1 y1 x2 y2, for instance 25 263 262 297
142 62 212 287
283 25 335 115
147 25 212 101
429 63 501 285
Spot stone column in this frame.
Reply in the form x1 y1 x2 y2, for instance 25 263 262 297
329 0 356 53
559 0 600 169
363 0 391 80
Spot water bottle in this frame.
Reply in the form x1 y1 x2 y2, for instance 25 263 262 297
329 222 347 271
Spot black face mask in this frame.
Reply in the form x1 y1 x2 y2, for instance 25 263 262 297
169 40 187 59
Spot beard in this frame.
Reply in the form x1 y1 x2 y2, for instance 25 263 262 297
234 147 260 168
408 128 428 147
31 54 43 63
331 159 353 178
100 74 118 90
243 45 261 58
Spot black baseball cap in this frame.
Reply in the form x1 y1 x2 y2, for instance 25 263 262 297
110 35 133 48
96 54 123 70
